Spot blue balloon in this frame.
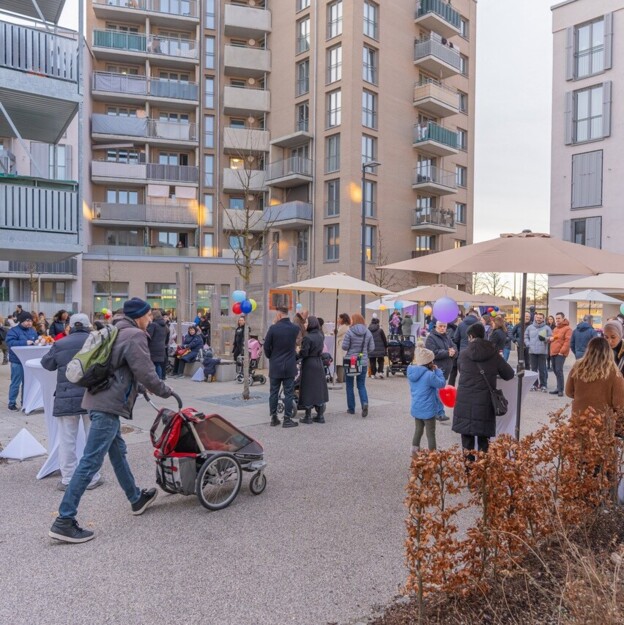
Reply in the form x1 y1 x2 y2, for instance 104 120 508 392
296 302 303 311
494 306 500 312
240 299 252 314
232 290 246 303
394 301 402 310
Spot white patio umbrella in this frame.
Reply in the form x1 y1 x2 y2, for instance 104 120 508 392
380 231 624 439
396 284 516 308
554 288 622 314
556 273 624 291
365 297 419 311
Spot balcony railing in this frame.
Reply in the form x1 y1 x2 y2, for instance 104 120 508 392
146 163 199 183
92 0 199 19
413 122 458 149
412 208 455 229
0 21 78 82
91 113 197 141
93 30 198 60
416 0 461 30
8 259 78 275
92 202 198 224
92 71 199 101
266 156 313 181
412 166 457 189
413 79 459 112
411 249 434 258
87 244 199 257
414 36 461 70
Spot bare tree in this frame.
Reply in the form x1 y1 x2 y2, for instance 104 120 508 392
101 251 116 313
369 228 403 292
476 272 511 298
470 272 486 295
27 263 39 313
528 273 548 309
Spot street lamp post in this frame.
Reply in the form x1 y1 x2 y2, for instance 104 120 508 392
361 160 381 316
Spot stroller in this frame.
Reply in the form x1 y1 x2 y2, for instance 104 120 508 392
235 337 267 385
277 360 301 417
386 335 415 376
148 392 267 510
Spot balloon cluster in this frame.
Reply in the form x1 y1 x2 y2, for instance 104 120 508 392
231 290 257 315
486 305 501 318
100 307 112 320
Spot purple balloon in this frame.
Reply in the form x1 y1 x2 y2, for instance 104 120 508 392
433 297 459 324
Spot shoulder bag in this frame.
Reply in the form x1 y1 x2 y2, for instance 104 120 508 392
478 368 508 416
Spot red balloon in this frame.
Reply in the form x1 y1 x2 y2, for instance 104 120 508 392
438 385 457 408
232 302 242 315
487 307 494 312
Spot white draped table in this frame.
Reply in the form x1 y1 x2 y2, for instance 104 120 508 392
496 370 539 437
11 345 51 414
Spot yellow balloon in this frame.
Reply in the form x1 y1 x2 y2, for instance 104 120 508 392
423 305 432 316
249 298 257 312
379 304 387 311
491 311 497 317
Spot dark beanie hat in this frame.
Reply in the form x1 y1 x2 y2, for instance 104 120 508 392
123 297 151 319
17 312 33 324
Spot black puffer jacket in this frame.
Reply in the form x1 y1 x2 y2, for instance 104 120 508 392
453 314 479 353
41 327 90 417
425 329 455 378
367 320 388 358
489 328 507 353
147 317 168 362
452 338 514 438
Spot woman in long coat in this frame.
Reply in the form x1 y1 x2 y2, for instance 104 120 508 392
298 316 329 424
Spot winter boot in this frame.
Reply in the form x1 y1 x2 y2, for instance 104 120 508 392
270 414 281 427
282 416 299 428
312 404 326 424
299 408 313 424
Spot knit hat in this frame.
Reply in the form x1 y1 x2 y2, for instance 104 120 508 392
414 347 434 366
123 297 151 319
604 319 623 339
17 312 33 324
372 313 378 319
69 313 91 329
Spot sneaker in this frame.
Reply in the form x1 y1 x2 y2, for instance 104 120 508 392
56 481 68 492
49 518 95 543
362 404 369 418
549 390 559 395
540 387 548 393
8 404 18 411
436 414 450 422
86 478 104 491
131 488 158 516
558 392 563 397
529 386 538 392
282 417 299 428
347 409 355 415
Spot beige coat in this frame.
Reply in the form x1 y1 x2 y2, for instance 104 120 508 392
565 368 624 417
336 323 349 362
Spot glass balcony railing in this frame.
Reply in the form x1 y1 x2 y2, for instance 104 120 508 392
93 30 198 60
412 166 457 189
92 0 199 19
412 208 456 229
92 71 199 101
416 0 461 30
266 156 313 181
413 122 458 149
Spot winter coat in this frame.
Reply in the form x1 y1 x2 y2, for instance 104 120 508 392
550 319 572 357
389 313 402 336
293 313 307 348
489 328 507 353
82 316 170 419
298 328 329 408
41 327 90 417
425 329 455 379
407 365 446 420
401 315 414 338
565 368 624 417
452 338 515 438
49 320 67 337
570 323 598 359
202 349 221 377
179 332 204 363
368 320 388 358
336 323 349 361
524 321 552 355
232 325 245 359
342 324 375 367
264 317 300 379
146 317 168 363
453 314 479 353
6 323 39 364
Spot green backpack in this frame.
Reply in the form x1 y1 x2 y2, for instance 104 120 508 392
66 325 119 393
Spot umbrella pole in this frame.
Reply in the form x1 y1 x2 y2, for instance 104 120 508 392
333 290 339 385
514 273 528 441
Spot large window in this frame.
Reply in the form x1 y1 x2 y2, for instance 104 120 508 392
415 235 436 252
327 45 342 84
361 134 377 165
573 84 604 142
455 202 466 224
296 101 309 131
456 165 467 187
327 0 342 39
106 189 139 204
566 217 601 248
297 229 309 263
296 17 310 53
326 179 340 216
460 17 469 39
325 134 340 173
204 115 214 148
204 154 214 186
459 54 468 76
296 0 310 11
571 150 603 209
203 194 214 226
458 90 468 113
363 179 376 217
93 281 129 313
364 225 376 262
106 229 141 246
204 77 214 108
575 18 605 78
457 128 467 151
196 283 215 309
326 90 341 128
362 90 377 129
205 0 215 28
363 0 379 40
296 59 310 96
146 283 178 314
202 234 215 257
205 36 214 69
363 46 378 84
325 224 340 261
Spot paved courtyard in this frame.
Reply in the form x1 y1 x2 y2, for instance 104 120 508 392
0 358 571 625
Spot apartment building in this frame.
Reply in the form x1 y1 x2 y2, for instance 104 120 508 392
0 0 82 317
549 0 622 321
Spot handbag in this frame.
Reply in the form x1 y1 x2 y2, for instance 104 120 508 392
175 346 190 358
478 368 508 416
343 334 366 376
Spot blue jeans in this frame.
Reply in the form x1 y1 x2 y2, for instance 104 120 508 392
269 377 295 418
59 411 141 520
502 347 510 362
8 362 23 406
154 362 164 380
345 368 368 412
552 354 566 393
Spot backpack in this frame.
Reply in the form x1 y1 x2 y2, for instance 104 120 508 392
66 324 119 393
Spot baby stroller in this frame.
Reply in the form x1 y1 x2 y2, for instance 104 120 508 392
148 392 267 510
235 337 267 385
277 360 300 417
386 335 415 376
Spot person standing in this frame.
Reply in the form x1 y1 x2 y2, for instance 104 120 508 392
297 316 330 424
489 316 508 355
425 320 456 378
49 309 69 338
5 312 38 411
570 314 598 360
48 297 173 543
264 307 300 428
549 312 572 397
368 316 388 379
342 313 375 418
401 312 414 338
604 319 624 372
232 315 246 361
41 314 103 491
146 309 168 380
546 315 556 370
453 308 480 356
389 311 402 337
335 313 351 383
198 313 211 346
0 316 8 365
512 311 531 367
452 323 514 459
524 312 552 392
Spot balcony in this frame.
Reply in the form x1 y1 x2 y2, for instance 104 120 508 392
92 0 199 26
411 208 456 234
0 175 80 262
414 37 461 78
91 160 146 183
6 259 78 276
224 44 271 78
92 72 199 107
266 156 313 188
264 201 312 230
270 130 313 149
4 0 66 23
412 166 457 196
414 0 461 39
147 163 199 184
0 21 80 143
223 85 270 115
91 113 197 144
224 3 271 38
411 249 435 258
222 208 266 233
87 244 199 257
413 80 459 117
223 127 270 154
92 202 198 226
413 122 458 157
222 168 267 192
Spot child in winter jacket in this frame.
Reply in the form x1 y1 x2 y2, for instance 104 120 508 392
407 347 446 453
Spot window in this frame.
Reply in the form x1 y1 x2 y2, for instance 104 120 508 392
106 106 136 116
146 283 178 313
363 46 378 84
362 90 377 129
204 115 214 148
326 179 340 216
415 235 436 251
454 239 466 249
229 235 244 251
205 36 214 69
106 229 140 246
363 1 379 40
205 0 215 28
458 90 468 113
229 197 245 210
460 17 469 39
106 189 139 204
296 102 309 131
459 54 468 76
571 150 603 209
327 1 342 39
159 111 188 123
455 202 466 224
325 224 340 261
296 17 310 54
205 77 214 108
327 45 342 83
455 165 467 187
202 235 215 257
106 148 140 163
362 135 377 166
229 117 246 128
159 71 189 82
297 229 309 262
363 180 376 217
457 128 467 151
575 18 605 79
572 84 608 143
565 217 601 248
364 225 376 262
327 90 341 128
296 59 310 96
157 231 178 247
203 194 214 226
93 281 128 312
325 135 340 173
204 154 214 186
297 0 310 11
106 64 139 75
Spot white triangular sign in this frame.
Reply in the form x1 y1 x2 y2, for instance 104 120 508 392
0 428 47 460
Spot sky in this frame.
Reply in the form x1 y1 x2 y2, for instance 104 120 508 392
59 0 555 244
